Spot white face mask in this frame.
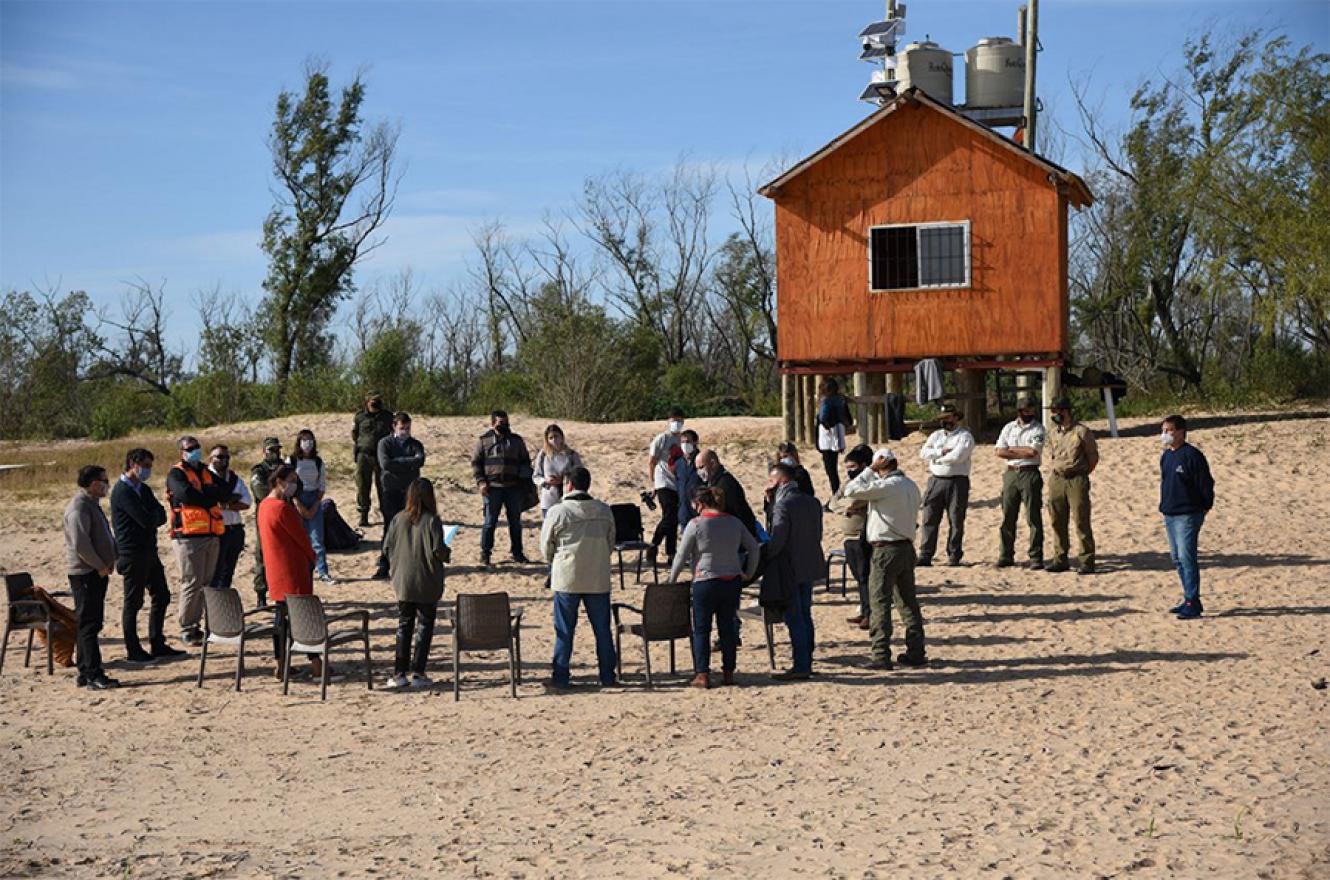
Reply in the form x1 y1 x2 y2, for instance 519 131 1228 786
282 481 297 499
668 420 684 434
681 442 696 455
1160 431 1174 447
299 439 314 453
780 457 796 467
696 467 710 483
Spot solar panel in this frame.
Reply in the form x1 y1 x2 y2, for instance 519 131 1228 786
859 20 896 38
860 43 892 61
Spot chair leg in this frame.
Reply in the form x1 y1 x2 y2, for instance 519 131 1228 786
615 628 623 682
282 639 292 696
364 630 372 690
669 639 676 675
24 629 34 667
453 636 460 702
765 622 776 670
234 633 244 692
643 638 653 689
508 641 517 699
45 620 54 675
514 626 522 684
0 621 10 675
617 551 625 591
841 561 848 596
197 635 208 688
651 560 658 587
320 646 330 701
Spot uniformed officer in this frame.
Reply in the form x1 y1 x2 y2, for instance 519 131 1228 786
1045 398 1099 574
995 396 1047 569
352 391 395 528
249 436 284 607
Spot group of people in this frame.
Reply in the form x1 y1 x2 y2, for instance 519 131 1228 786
51 393 1215 693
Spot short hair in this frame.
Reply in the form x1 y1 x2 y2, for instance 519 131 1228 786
566 466 592 492
268 463 296 490
77 465 107 488
681 429 699 443
1163 414 1188 432
209 444 229 456
845 444 874 467
178 435 199 450
668 407 685 419
124 448 154 471
691 485 726 511
393 411 412 425
769 462 797 483
777 441 799 457
820 377 839 395
490 409 508 421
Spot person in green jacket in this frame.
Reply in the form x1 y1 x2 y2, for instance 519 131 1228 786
381 477 450 690
352 391 395 527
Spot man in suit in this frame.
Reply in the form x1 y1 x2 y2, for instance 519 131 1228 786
110 448 185 664
761 462 825 681
63 465 119 689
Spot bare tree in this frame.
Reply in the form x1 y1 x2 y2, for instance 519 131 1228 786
89 279 184 395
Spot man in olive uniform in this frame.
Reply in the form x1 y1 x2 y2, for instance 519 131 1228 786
1045 398 1099 574
352 391 395 528
249 437 284 607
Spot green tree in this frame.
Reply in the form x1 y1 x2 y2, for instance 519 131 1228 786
260 62 399 400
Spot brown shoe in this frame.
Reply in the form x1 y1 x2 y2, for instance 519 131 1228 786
690 673 710 689
846 615 866 625
722 671 735 686
858 618 871 630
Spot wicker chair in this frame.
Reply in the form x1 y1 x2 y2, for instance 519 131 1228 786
611 581 691 687
197 587 275 691
610 503 658 590
281 594 372 701
1 572 70 676
761 604 785 671
448 592 524 701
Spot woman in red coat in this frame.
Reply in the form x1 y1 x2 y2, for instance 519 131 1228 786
257 464 324 678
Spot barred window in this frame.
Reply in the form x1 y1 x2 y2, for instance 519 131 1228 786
869 222 970 291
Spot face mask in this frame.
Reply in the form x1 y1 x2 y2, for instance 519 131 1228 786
396 427 410 439
300 439 314 453
549 436 564 448
941 420 956 432
1161 431 1174 447
681 442 696 455
184 448 202 464
369 401 381 411
266 449 282 462
668 420 684 433
1016 413 1030 425
846 467 863 479
696 467 710 483
282 481 297 499
780 457 795 467
1051 413 1064 425
495 423 511 435
136 466 152 482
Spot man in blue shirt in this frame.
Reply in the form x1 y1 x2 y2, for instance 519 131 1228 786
1158 415 1215 620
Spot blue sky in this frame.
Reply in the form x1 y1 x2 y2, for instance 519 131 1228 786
2 0 1327 353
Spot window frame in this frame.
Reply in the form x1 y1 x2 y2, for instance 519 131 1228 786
867 219 972 292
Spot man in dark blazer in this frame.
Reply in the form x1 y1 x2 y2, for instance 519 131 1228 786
110 448 185 663
761 462 824 680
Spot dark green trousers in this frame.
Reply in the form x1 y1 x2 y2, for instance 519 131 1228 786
252 525 266 601
998 468 1044 564
355 452 383 519
1048 473 1095 568
868 542 925 663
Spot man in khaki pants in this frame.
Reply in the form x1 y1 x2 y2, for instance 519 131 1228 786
165 436 227 646
1044 398 1099 574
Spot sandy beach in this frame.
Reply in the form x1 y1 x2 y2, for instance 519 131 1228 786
1 409 1327 878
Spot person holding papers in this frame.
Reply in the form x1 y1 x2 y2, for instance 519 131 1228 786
382 478 451 690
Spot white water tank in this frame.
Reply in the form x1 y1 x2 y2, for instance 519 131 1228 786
896 41 953 105
965 37 1025 108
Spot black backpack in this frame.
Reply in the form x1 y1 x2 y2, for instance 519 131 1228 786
322 499 363 552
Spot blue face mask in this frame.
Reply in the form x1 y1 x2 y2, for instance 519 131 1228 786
185 448 202 464
138 466 152 482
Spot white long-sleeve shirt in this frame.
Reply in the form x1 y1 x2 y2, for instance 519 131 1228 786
841 468 922 543
920 427 975 477
995 419 1046 469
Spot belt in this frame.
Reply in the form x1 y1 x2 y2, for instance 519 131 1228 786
870 539 911 547
1007 464 1040 471
930 473 969 479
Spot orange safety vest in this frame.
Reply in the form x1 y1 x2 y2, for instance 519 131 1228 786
168 463 225 538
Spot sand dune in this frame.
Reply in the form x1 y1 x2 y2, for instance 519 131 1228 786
1 409 1327 877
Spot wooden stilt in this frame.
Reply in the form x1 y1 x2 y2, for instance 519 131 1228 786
1042 366 1063 431
782 372 796 443
804 375 818 447
853 371 869 444
960 369 986 430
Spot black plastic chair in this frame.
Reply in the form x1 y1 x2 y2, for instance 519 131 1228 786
610 503 658 590
1 573 70 676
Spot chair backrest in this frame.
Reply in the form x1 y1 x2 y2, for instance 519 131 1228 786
610 504 644 544
284 594 327 647
455 592 513 651
640 582 692 641
203 587 246 639
4 572 34 604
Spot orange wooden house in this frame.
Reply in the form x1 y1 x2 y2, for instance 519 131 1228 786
760 87 1093 439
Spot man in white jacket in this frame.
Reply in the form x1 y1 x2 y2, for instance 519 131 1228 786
541 467 618 691
842 448 927 669
917 403 975 566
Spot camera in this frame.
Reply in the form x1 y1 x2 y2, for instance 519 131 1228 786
639 490 657 511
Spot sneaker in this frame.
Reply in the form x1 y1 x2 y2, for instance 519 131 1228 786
383 674 410 690
896 653 929 668
181 630 204 648
409 673 433 690
316 572 337 584
1027 560 1045 571
1175 601 1203 620
150 642 187 659
358 514 371 528
1076 565 1096 577
480 555 492 569
125 650 157 666
85 675 121 690
1168 601 1188 615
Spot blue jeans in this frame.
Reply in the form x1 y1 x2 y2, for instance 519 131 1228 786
690 577 743 674
782 581 815 673
481 485 524 558
298 490 328 576
1164 512 1205 603
551 592 617 686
